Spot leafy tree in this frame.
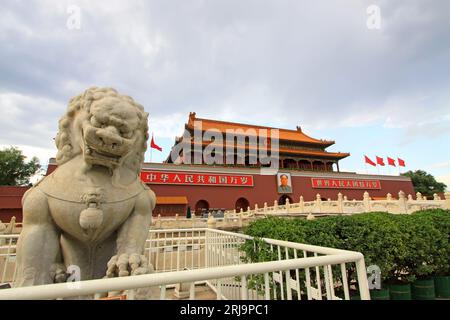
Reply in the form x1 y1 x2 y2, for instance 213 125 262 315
0 147 41 186
401 170 447 197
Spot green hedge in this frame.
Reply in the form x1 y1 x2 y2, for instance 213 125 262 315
242 209 450 284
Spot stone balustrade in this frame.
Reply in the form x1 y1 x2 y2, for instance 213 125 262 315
151 211 251 230
8 192 447 232
150 191 449 230
235 191 450 217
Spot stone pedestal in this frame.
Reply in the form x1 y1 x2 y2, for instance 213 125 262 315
174 280 193 299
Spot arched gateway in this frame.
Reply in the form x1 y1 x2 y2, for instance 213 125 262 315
278 194 293 205
195 199 209 214
235 197 250 212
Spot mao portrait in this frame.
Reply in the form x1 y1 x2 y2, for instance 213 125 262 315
277 173 292 194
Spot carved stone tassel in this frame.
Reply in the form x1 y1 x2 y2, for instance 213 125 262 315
80 188 104 230
79 204 103 230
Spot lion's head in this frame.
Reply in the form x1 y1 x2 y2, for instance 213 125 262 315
55 87 149 175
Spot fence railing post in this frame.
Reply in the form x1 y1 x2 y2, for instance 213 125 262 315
315 194 322 213
0 222 6 246
191 214 196 228
363 191 371 213
445 192 450 210
337 193 343 214
238 212 243 228
207 213 216 229
299 196 304 214
175 214 179 228
398 190 407 214
156 214 162 229
355 257 370 300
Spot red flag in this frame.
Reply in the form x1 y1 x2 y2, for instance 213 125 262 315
364 155 376 167
398 158 406 167
376 156 385 166
150 135 162 152
387 157 396 167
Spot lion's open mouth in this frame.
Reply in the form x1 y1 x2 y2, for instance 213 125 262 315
85 146 121 163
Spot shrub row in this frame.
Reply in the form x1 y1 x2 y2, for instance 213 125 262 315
242 209 450 284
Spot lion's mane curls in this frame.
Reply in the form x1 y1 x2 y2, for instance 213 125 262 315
55 87 149 174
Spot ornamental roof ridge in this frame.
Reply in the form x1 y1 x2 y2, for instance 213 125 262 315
180 140 350 159
186 113 335 146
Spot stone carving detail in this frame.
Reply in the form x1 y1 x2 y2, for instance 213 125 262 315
79 188 104 230
14 87 156 288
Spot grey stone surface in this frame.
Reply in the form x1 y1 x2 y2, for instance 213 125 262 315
14 87 156 287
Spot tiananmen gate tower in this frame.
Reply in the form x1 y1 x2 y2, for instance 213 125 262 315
2 112 415 220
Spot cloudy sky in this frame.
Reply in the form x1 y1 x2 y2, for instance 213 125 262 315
1 0 449 188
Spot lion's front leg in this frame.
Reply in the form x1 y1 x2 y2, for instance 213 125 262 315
14 189 63 287
99 189 155 299
106 189 155 278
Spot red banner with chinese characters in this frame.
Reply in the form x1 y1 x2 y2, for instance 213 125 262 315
141 171 254 187
311 178 381 189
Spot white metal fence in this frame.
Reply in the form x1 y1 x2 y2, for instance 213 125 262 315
147 229 207 272
0 235 18 284
0 229 370 300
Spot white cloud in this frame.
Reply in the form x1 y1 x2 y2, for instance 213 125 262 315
0 92 63 149
436 173 450 191
430 161 450 170
149 112 187 139
1 0 450 167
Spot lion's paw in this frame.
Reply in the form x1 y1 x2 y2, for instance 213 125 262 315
106 253 149 278
50 263 68 283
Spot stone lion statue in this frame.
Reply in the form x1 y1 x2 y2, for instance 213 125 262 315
14 87 156 288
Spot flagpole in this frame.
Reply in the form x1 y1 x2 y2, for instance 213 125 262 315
150 132 153 163
387 155 390 176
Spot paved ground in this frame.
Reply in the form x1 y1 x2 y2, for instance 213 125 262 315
166 284 217 300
